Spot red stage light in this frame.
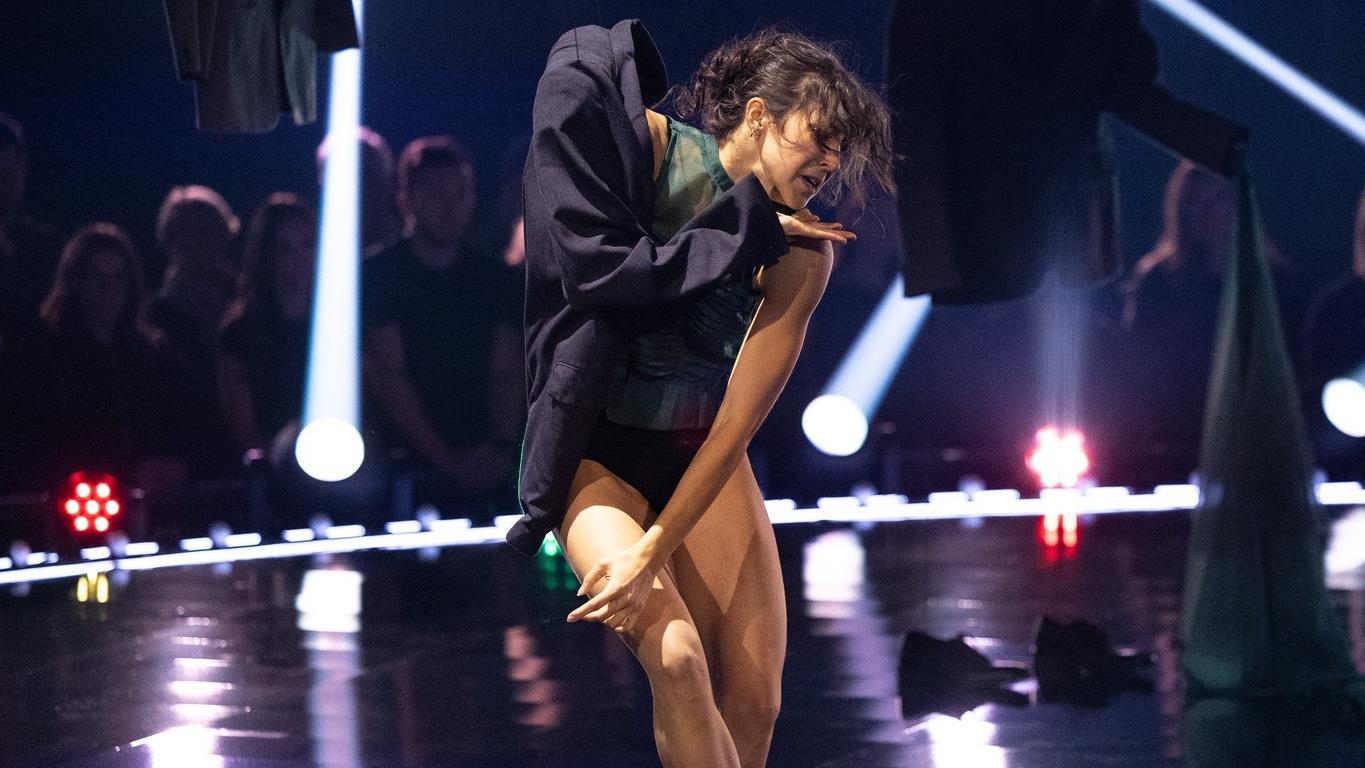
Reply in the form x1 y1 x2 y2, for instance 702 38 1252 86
63 471 121 534
1028 426 1090 489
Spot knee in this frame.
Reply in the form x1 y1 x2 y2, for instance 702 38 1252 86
648 624 712 703
720 678 781 729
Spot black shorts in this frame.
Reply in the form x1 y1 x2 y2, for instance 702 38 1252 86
580 416 710 514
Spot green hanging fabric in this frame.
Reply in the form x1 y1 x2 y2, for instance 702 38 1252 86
1180 172 1365 719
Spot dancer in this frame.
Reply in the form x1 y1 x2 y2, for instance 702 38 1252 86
509 20 893 767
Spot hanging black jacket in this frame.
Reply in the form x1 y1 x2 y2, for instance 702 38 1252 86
888 0 1247 303
163 0 359 133
507 19 787 556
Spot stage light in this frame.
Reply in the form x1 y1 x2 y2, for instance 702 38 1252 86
1148 0 1365 146
1027 426 1090 489
1322 374 1365 438
62 471 121 535
298 0 366 483
294 418 365 482
802 395 868 457
803 277 931 456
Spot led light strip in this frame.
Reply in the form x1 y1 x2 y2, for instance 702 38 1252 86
2 483 1362 585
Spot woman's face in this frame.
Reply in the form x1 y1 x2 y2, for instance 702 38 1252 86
757 109 841 210
77 249 132 332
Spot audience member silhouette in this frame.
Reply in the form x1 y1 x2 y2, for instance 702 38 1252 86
362 135 522 516
20 224 191 495
217 193 316 458
1113 160 1296 479
316 125 402 253
149 185 241 471
0 111 62 341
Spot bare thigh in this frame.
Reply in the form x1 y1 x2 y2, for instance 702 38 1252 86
660 454 787 693
555 458 701 659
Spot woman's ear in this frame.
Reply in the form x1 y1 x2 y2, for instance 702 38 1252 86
744 97 770 131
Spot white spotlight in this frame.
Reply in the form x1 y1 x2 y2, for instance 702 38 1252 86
1323 377 1365 438
295 418 366 482
804 277 931 456
803 394 870 457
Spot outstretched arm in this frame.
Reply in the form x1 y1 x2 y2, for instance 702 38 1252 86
567 239 834 628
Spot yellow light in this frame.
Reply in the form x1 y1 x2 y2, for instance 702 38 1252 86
76 483 91 499
96 483 111 499
96 573 110 604
76 576 89 602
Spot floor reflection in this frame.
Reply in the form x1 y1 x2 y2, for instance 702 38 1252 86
0 512 1360 767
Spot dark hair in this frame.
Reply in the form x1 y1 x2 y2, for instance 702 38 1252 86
41 222 155 343
232 192 315 318
671 27 895 206
398 134 473 194
0 112 23 151
315 125 395 185
156 184 239 247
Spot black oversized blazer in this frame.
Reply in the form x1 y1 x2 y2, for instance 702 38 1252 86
506 19 788 556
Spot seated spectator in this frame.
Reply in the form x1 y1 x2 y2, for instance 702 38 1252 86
316 125 402 253
1113 160 1297 477
0 111 63 341
362 135 523 518
16 224 190 496
217 194 316 459
149 185 241 472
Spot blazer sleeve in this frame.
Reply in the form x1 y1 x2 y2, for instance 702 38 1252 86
529 62 788 312
1103 0 1248 178
162 0 217 80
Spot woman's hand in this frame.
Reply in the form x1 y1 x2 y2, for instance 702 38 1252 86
778 209 855 245
566 540 658 634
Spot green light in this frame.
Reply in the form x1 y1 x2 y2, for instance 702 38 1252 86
540 535 560 558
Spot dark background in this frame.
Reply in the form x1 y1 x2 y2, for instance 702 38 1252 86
3 0 1362 497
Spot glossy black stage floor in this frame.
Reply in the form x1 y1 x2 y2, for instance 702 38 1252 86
3 511 1364 768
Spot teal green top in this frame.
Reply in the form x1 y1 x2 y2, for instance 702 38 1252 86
603 119 762 431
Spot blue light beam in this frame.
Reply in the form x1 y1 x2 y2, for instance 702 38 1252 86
803 277 931 456
297 0 366 482
1146 0 1365 146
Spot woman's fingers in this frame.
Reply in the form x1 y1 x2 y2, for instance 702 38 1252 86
576 563 606 597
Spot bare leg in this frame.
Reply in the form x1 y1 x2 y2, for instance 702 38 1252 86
557 458 741 768
665 454 786 768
